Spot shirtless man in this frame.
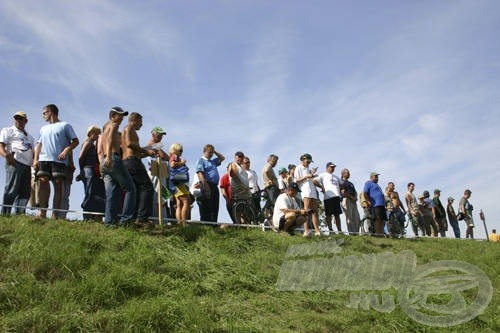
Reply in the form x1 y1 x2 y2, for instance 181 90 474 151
100 107 136 226
385 182 407 234
122 112 156 227
262 154 280 204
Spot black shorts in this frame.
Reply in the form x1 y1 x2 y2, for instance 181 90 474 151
324 197 342 216
373 206 388 221
37 161 67 180
279 216 286 230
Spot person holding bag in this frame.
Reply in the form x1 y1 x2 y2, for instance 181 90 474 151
169 143 191 224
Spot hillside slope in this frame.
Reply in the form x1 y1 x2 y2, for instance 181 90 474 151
0 216 498 332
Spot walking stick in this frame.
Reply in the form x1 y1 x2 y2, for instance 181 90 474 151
480 209 489 242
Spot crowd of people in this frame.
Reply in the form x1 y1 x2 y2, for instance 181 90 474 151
0 105 485 240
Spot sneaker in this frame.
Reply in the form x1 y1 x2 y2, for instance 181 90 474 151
303 231 310 237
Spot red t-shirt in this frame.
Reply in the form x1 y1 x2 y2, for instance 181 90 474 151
219 173 231 201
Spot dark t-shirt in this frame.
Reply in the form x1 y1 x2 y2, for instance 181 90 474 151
433 197 446 218
340 179 357 199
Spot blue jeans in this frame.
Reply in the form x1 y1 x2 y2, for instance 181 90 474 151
449 219 460 238
100 154 136 224
2 160 31 215
123 157 154 221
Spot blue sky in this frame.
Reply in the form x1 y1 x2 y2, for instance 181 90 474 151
1 0 499 239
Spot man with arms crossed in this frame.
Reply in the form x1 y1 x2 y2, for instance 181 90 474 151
33 104 79 219
100 107 136 226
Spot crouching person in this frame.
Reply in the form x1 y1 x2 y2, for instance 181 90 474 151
272 182 308 232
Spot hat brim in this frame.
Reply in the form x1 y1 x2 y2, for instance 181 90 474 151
110 110 129 116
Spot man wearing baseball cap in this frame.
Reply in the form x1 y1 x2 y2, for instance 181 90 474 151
446 196 460 238
317 162 342 233
0 111 36 215
432 189 447 237
100 106 136 225
294 153 321 236
363 172 386 235
272 182 308 232
146 126 170 221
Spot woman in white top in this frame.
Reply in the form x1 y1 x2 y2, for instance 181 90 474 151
294 153 321 236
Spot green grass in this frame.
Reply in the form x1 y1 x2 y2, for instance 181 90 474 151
0 215 498 332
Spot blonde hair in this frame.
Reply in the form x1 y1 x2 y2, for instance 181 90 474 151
169 143 183 155
86 125 101 137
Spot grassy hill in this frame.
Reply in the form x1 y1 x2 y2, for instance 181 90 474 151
0 216 498 332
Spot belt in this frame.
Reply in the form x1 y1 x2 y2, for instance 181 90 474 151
103 152 121 158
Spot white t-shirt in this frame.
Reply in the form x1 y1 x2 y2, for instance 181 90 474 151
246 169 259 194
0 126 35 166
278 177 287 191
273 192 300 228
294 164 318 199
318 172 341 199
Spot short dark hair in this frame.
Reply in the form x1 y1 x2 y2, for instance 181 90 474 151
268 154 278 161
44 104 59 116
407 182 414 188
129 112 142 121
203 144 214 152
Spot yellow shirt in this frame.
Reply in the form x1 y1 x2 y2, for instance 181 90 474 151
488 233 499 242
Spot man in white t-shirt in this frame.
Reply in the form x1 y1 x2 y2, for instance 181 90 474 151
317 162 342 233
0 111 36 215
242 156 260 209
273 182 308 232
294 153 321 236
